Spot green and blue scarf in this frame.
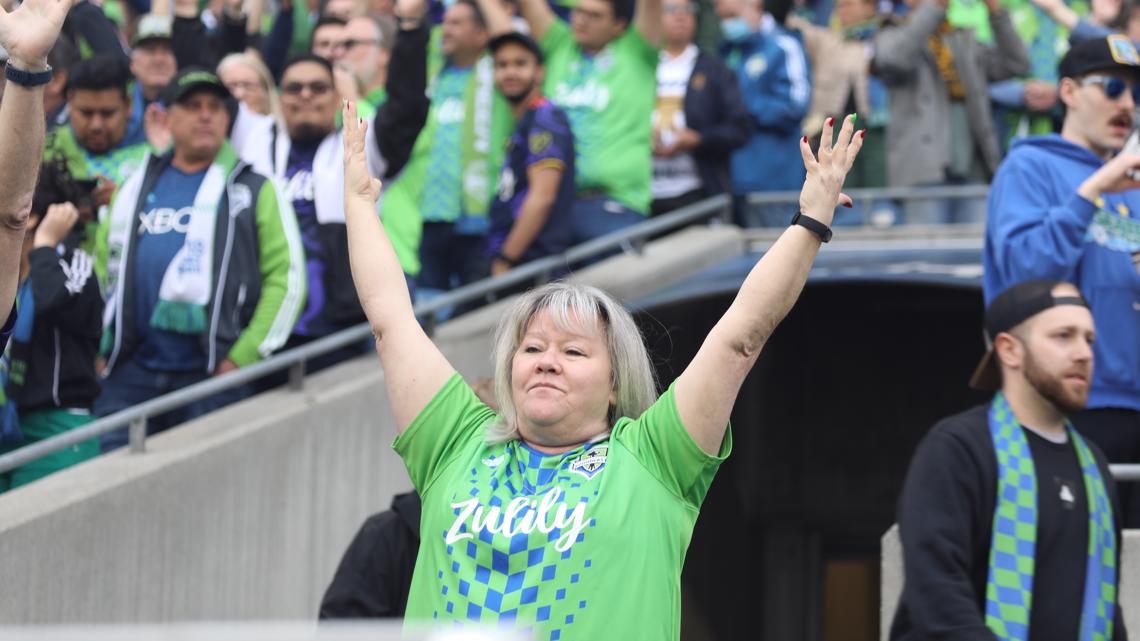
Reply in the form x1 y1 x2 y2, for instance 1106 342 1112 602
985 392 1117 641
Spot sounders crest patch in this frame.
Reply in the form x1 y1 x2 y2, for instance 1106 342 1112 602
569 444 608 480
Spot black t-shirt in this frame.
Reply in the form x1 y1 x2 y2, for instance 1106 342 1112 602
890 405 1129 641
1023 427 1087 641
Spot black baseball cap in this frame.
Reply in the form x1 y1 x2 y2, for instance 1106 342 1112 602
1058 34 1140 81
488 31 544 65
162 68 231 106
969 280 1090 391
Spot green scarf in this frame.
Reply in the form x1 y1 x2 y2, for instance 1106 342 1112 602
985 392 1117 641
380 27 512 275
425 34 511 219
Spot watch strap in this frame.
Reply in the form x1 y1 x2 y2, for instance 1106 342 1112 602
791 210 832 243
5 62 53 88
493 251 518 266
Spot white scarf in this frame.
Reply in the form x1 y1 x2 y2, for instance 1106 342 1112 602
105 154 229 334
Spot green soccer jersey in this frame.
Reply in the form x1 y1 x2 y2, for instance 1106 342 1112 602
394 374 731 641
539 20 658 214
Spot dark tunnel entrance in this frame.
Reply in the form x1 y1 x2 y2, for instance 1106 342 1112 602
635 281 992 641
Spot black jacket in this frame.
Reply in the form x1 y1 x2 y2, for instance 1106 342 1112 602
890 404 1129 641
7 245 103 411
681 51 753 196
319 492 422 619
171 15 247 72
375 23 431 181
62 1 129 67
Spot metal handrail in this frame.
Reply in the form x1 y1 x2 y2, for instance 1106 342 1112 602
744 183 991 205
4 186 1138 484
0 194 732 474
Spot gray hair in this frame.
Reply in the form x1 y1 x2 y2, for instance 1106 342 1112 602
486 282 658 444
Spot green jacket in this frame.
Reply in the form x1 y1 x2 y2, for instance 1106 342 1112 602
95 143 306 373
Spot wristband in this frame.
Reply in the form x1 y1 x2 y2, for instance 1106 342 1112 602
493 251 518 266
5 62 53 88
790 210 833 243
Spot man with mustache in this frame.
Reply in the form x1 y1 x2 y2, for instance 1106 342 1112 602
984 34 1140 529
890 279 1129 641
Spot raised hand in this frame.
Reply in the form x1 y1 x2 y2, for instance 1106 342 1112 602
0 0 73 70
144 102 172 152
342 100 382 203
395 0 426 21
33 201 79 248
797 114 863 226
1078 151 1140 200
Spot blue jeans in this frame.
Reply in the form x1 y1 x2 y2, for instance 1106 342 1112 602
94 358 252 452
570 195 645 244
417 223 488 321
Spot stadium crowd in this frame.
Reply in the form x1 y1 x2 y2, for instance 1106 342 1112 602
0 0 1136 633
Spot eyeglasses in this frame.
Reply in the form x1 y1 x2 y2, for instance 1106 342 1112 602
224 80 264 93
1080 75 1140 102
281 80 334 96
663 3 698 13
339 38 381 50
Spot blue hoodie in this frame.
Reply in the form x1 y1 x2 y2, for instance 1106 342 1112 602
984 134 1140 412
721 14 811 194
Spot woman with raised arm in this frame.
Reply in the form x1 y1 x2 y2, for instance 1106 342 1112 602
342 101 863 640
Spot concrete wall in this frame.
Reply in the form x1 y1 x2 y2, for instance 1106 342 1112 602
880 525 1140 640
0 226 743 624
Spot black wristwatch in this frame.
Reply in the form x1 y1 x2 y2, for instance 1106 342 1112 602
790 210 832 243
5 62 53 88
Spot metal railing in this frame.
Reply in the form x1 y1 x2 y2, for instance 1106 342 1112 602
0 194 732 475
745 183 991 205
3 186 1137 483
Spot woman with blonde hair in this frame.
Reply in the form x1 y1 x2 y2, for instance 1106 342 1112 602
341 100 864 640
217 52 284 151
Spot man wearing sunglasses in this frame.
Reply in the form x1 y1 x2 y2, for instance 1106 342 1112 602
984 34 1140 529
235 54 387 374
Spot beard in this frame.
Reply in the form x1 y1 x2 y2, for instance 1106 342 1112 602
500 80 537 106
1023 349 1090 415
289 122 332 147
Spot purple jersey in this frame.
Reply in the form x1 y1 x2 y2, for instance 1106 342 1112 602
487 98 575 262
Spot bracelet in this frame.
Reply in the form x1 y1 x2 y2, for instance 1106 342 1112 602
790 210 833 243
492 251 518 266
5 62 53 88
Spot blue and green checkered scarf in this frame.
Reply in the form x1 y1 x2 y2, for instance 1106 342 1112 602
985 392 1117 641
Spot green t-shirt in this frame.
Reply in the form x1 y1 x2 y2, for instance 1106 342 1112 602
394 374 731 641
540 20 658 214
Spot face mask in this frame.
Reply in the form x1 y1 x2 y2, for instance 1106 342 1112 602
720 16 752 42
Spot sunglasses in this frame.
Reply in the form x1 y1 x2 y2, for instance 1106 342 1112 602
281 80 333 96
1080 75 1140 102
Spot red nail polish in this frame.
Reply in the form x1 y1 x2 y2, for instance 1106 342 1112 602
802 136 808 143
843 201 853 208
826 117 835 127
858 129 866 138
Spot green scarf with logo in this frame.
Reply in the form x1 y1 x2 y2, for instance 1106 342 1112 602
380 27 513 276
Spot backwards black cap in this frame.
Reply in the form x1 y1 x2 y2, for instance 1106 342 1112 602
969 280 1090 391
